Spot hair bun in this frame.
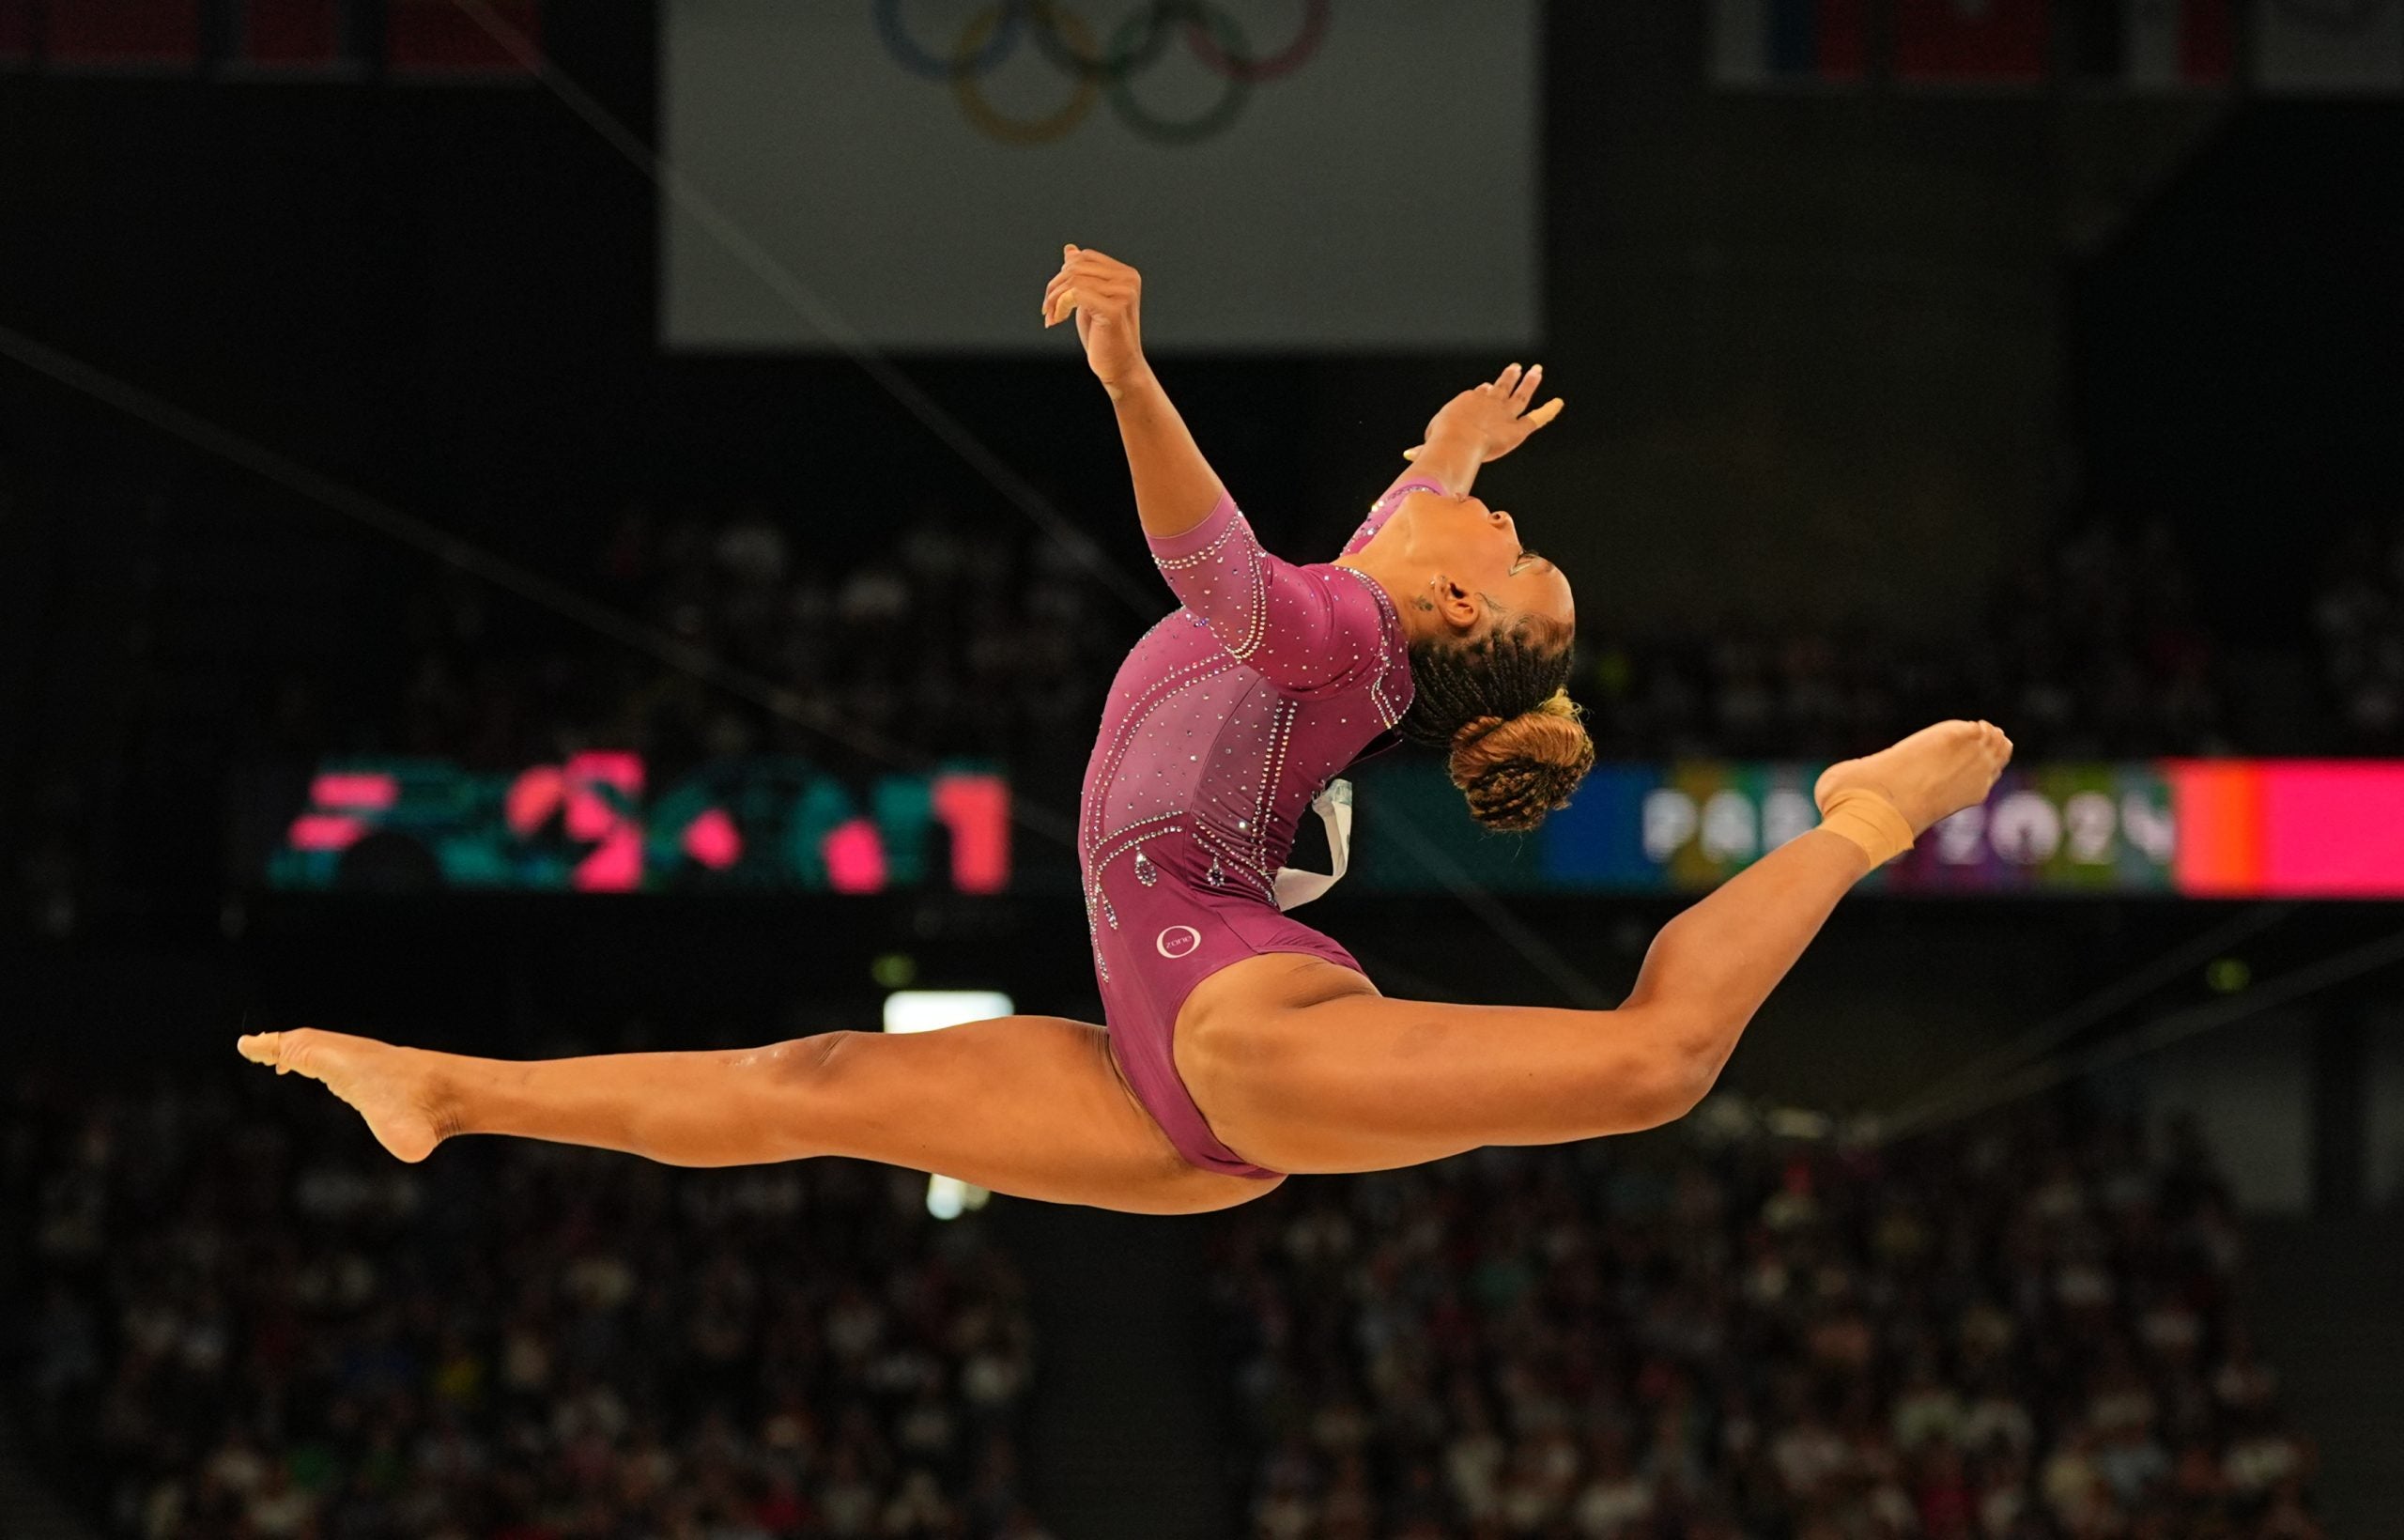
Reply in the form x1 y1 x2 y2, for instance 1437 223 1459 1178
1450 715 1507 753
1444 690 1597 833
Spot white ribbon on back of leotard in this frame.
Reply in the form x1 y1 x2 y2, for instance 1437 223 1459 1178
1273 778 1353 912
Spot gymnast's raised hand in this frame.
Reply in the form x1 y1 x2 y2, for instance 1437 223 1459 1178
1043 242 1146 390
1405 362 1566 468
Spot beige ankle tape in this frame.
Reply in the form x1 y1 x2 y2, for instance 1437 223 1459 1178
1817 787 1916 868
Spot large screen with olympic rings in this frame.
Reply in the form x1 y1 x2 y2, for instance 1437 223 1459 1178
662 0 1540 352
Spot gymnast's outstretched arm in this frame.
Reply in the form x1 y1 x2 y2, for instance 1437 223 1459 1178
1047 244 1395 695
1043 243 1220 540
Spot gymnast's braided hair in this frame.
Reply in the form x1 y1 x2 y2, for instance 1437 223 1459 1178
1399 610 1596 833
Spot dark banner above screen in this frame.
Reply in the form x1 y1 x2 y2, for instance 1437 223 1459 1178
268 756 2404 899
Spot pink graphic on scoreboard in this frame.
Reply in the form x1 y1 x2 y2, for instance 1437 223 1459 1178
285 771 399 854
681 808 744 871
932 774 1011 895
2168 761 2404 898
823 820 889 895
274 755 1014 894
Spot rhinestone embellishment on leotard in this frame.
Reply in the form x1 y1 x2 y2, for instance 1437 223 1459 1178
1080 492 1409 962
1333 566 1410 729
1085 890 1110 980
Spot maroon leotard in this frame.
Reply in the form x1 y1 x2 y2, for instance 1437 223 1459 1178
1080 480 1440 1178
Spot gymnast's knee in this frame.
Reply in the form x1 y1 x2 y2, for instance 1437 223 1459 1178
763 1030 855 1086
1602 1008 1725 1130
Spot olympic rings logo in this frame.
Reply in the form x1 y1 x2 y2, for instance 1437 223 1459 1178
874 0 1332 146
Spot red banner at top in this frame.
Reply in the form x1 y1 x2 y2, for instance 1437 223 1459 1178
1894 0 2048 83
388 0 537 76
0 0 34 66
239 0 346 69
47 0 202 66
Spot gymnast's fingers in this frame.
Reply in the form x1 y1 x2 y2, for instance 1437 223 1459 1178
1046 279 1089 327
1050 263 1129 308
1053 279 1139 328
1525 397 1565 430
1511 362 1543 410
1059 251 1133 286
1043 267 1076 322
1043 253 1109 304
1044 261 1102 306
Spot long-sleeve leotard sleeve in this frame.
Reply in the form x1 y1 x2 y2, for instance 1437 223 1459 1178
1147 491 1410 699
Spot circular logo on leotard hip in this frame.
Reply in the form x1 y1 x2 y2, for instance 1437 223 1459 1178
1155 925 1202 959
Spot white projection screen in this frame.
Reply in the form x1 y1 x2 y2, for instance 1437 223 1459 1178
661 0 1539 353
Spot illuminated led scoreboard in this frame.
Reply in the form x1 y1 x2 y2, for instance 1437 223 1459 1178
268 755 2404 899
272 753 1011 894
1553 762 2181 895
1347 759 2404 900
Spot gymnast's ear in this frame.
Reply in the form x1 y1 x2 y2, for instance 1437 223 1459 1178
1430 575 1484 635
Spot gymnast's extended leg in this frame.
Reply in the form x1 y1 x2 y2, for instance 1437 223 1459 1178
238 1014 1275 1215
1175 720 2011 1175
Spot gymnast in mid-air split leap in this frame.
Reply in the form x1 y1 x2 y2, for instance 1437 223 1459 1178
241 246 2011 1213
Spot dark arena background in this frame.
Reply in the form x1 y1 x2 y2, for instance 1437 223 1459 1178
4 3 2401 1538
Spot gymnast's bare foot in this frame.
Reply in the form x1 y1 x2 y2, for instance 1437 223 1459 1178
238 1028 453 1163
1815 719 2012 836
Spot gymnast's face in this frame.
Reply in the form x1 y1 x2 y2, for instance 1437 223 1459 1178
1377 488 1574 639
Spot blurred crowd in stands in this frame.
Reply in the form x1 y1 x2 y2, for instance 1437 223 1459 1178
1573 522 2228 762
1210 1106 2320 1540
0 1057 2332 1540
373 508 2250 787
4 1064 1055 1540
383 503 1131 790
2311 516 2404 755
